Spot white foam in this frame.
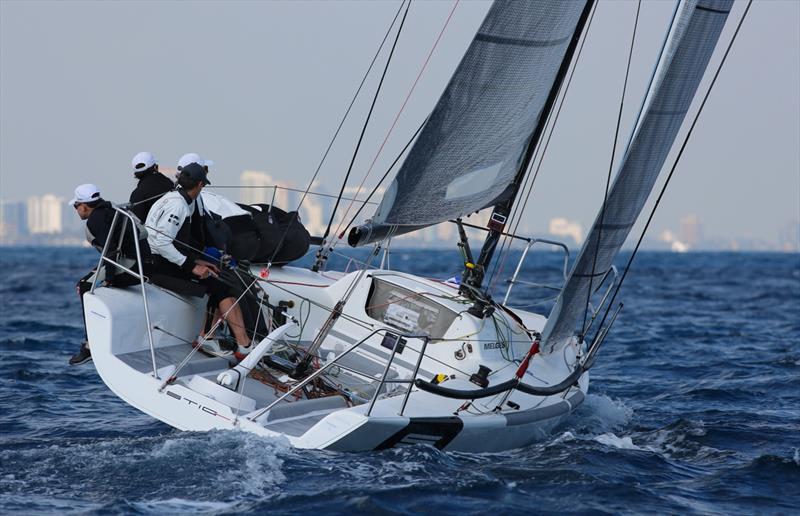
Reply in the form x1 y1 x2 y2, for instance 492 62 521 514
132 498 238 513
566 394 633 434
206 431 289 496
551 431 576 444
793 448 800 466
0 430 291 503
594 432 643 451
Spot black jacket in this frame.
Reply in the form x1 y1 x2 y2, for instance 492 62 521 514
86 200 149 259
129 171 175 222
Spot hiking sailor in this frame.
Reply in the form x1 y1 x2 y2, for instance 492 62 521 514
69 183 149 365
144 162 253 360
129 151 175 222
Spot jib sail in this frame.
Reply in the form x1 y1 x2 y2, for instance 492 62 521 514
541 0 733 353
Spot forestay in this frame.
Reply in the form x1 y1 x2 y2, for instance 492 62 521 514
349 0 587 247
541 0 733 353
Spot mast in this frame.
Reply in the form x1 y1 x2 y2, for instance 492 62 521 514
459 0 596 313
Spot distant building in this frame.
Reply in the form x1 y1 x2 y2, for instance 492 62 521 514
298 193 325 237
659 229 690 252
778 220 800 252
549 217 583 246
239 170 291 208
60 201 84 236
27 194 63 234
0 200 28 243
679 215 703 247
436 221 456 243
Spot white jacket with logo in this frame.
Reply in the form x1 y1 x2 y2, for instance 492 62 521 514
145 190 199 268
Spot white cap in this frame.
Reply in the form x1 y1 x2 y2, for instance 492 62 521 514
69 183 101 206
131 151 157 172
177 152 214 170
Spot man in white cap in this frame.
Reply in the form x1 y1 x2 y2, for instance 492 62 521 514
177 152 214 172
129 151 174 222
69 184 149 365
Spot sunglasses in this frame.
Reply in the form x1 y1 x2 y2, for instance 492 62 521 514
73 203 83 209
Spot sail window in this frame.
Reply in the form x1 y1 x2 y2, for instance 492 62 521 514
445 162 503 200
365 279 457 339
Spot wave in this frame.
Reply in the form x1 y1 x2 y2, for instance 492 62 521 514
0 431 289 509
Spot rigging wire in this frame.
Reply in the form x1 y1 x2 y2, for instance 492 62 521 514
299 0 406 209
621 0 681 158
341 116 428 234
581 0 641 339
319 0 412 249
484 0 600 296
589 0 754 345
206 185 378 205
329 0 461 247
265 0 408 268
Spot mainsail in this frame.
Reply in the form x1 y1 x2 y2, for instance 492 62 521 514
349 0 589 247
541 0 733 354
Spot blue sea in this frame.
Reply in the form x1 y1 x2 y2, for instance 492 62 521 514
1 247 798 515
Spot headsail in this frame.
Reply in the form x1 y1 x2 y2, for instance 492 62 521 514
349 0 589 247
541 0 733 354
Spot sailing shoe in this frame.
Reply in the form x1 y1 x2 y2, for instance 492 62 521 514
233 344 252 362
192 338 234 357
69 341 92 365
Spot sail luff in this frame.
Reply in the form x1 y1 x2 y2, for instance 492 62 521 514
540 0 733 354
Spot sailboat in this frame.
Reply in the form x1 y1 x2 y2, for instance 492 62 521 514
85 0 737 452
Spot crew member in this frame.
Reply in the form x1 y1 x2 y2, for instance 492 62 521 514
177 152 260 260
129 151 174 222
177 152 212 173
145 163 252 360
69 184 148 365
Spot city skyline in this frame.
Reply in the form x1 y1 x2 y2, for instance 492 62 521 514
2 168 797 252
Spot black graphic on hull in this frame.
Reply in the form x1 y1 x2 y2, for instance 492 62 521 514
375 417 464 450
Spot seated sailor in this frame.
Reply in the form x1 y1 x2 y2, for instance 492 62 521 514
144 163 252 360
177 152 310 264
129 151 175 222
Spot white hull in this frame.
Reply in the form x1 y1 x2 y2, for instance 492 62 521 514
85 265 587 452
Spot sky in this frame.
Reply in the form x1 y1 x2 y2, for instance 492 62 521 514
1 0 798 247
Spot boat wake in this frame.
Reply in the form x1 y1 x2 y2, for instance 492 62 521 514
0 431 290 513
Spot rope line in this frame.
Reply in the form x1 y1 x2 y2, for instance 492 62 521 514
321 0 412 245
341 116 428 235
330 0 461 247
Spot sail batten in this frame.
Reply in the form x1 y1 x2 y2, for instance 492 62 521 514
350 0 589 247
541 0 733 354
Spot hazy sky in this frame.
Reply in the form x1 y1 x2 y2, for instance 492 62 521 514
1 0 798 245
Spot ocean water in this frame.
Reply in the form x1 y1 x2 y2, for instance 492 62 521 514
1 247 798 515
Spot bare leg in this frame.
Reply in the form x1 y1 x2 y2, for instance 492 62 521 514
218 297 250 348
198 306 222 341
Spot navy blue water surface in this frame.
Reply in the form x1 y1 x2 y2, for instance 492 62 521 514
1 247 798 515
